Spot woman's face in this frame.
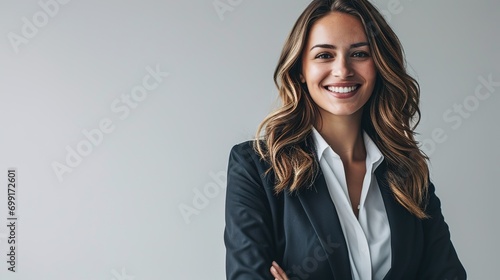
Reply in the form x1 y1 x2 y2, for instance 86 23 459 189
300 12 377 123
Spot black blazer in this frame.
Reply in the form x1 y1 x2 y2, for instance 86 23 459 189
224 140 466 280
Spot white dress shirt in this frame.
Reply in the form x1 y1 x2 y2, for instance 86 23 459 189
311 127 391 280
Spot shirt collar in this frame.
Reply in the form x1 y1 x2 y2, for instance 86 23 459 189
311 126 384 169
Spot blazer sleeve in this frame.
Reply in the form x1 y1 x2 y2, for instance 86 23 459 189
224 143 276 280
417 182 467 279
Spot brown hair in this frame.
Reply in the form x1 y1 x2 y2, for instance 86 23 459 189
254 0 430 218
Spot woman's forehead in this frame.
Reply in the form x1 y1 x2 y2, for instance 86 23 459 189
306 12 368 47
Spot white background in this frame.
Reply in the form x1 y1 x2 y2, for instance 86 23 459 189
0 0 498 279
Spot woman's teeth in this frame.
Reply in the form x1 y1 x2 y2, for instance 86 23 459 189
326 85 359 93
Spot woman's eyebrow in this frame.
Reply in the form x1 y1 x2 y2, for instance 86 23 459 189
310 42 370 51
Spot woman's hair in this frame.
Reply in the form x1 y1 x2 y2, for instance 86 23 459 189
254 0 430 219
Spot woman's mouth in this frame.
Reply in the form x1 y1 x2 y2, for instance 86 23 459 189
325 85 359 93
323 84 360 99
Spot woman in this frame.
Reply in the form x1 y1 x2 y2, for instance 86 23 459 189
224 0 466 279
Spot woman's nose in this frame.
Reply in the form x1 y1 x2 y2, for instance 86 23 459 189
331 56 353 79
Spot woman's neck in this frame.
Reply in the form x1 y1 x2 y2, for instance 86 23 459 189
315 113 366 164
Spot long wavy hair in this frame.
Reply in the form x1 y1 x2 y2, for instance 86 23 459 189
254 0 430 218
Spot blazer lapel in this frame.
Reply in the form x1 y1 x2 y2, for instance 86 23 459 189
376 163 418 279
297 169 353 280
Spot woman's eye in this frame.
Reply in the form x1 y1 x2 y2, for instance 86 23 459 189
352 51 370 58
316 53 333 59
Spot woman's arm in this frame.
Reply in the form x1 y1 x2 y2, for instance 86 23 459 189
224 142 276 279
417 182 467 279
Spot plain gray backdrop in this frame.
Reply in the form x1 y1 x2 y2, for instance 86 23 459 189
0 0 498 279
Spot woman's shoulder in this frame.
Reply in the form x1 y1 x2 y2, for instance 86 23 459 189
227 140 275 193
230 139 256 150
229 139 265 157
229 136 316 165
228 139 274 174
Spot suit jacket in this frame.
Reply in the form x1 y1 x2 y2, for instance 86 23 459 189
224 140 466 280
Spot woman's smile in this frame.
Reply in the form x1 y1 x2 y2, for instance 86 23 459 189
324 83 361 99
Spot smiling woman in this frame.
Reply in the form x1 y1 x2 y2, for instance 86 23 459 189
224 0 466 279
